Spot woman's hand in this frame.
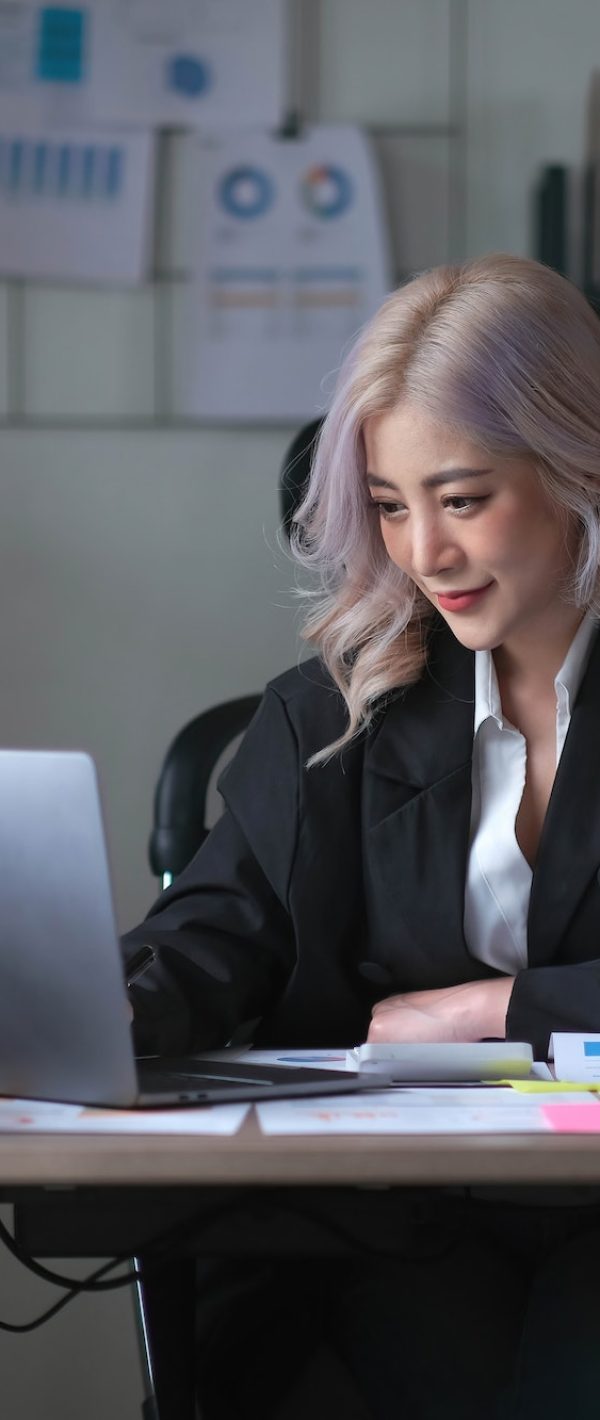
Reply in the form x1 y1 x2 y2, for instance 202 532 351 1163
367 977 515 1044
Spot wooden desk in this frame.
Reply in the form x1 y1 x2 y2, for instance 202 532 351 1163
4 1112 600 1420
1 1109 600 1188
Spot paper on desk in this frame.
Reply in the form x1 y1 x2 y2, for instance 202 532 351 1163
550 1033 600 1084
0 1098 249 1135
256 1088 599 1136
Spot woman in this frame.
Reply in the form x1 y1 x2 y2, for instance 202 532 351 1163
125 254 600 1419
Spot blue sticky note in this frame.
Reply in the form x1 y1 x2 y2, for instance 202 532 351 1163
36 8 85 84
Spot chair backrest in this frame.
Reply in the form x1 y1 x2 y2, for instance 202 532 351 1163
278 417 323 537
148 694 261 886
148 420 324 885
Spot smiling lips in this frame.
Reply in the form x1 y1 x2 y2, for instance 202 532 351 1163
436 581 494 612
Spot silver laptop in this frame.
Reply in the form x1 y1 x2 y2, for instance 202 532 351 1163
0 750 380 1109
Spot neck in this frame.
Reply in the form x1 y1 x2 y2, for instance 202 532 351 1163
492 606 586 697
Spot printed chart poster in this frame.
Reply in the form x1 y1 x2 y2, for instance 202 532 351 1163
176 126 393 423
0 3 92 128
0 1 288 131
89 0 288 130
0 125 155 283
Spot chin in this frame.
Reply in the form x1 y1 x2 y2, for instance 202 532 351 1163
442 621 503 653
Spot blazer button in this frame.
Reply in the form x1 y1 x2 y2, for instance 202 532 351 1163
357 960 394 986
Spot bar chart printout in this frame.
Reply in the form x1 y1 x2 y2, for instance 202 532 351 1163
0 126 155 283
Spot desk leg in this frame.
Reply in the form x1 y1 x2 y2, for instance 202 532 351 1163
132 1257 160 1420
133 1255 197 1420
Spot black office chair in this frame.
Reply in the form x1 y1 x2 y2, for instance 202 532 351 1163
134 423 325 1420
148 416 323 894
148 694 262 889
135 417 369 1420
278 417 322 541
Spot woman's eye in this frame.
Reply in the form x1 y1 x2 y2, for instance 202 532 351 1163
443 494 488 512
369 493 489 519
371 500 405 521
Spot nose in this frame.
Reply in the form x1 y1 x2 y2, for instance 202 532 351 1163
408 515 463 581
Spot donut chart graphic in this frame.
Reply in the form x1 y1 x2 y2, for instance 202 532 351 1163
301 163 353 219
167 53 212 98
219 165 275 220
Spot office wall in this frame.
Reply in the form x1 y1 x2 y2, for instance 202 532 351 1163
465 0 600 276
0 3 599 1416
0 427 298 930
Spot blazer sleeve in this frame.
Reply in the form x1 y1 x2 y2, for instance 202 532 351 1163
506 962 600 1058
122 688 299 1056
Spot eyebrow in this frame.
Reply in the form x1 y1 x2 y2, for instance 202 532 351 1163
366 467 493 491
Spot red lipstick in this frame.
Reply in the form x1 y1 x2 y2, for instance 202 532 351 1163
437 582 494 612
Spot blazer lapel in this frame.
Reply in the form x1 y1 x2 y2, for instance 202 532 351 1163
528 626 600 964
363 621 487 984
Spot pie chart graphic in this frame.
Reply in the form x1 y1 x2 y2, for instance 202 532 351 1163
219 165 275 219
301 163 353 219
167 54 212 98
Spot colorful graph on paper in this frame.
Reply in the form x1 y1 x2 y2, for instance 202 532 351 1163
0 126 154 284
0 137 124 201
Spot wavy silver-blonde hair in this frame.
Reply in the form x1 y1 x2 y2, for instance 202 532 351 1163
292 253 600 761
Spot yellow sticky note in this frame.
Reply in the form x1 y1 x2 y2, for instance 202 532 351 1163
491 1079 600 1093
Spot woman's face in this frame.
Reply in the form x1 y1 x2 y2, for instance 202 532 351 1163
364 401 580 658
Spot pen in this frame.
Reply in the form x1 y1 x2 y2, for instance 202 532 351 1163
126 945 155 988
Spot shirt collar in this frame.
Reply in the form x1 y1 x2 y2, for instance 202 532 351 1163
473 609 600 735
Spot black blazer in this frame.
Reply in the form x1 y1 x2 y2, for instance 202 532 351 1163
124 619 600 1059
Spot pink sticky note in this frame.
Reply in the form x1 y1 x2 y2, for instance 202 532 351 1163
543 1104 600 1133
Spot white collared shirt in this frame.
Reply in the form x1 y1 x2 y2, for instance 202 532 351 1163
464 611 599 974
